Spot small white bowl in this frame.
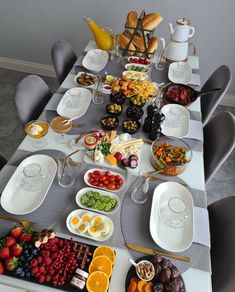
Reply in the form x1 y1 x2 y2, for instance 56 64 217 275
74 72 98 88
125 64 149 73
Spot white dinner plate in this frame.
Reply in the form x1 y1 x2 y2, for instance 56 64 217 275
0 155 57 215
82 49 109 72
168 62 192 84
84 168 125 193
161 104 190 138
57 87 92 119
75 187 120 214
150 182 194 252
66 209 114 242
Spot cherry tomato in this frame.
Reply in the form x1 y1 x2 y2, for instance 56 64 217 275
92 181 98 186
115 184 121 189
99 176 106 182
98 182 104 187
116 178 123 185
89 178 94 184
107 183 116 190
103 180 109 185
108 175 115 182
105 171 111 177
115 175 121 180
94 170 101 176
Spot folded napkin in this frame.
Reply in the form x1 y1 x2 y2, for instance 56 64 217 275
184 120 203 142
189 73 201 87
187 56 199 70
193 206 211 248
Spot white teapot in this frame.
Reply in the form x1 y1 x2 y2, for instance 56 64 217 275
169 18 195 42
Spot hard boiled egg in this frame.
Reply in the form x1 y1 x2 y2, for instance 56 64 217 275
87 225 101 238
82 213 93 223
76 221 89 234
70 215 81 229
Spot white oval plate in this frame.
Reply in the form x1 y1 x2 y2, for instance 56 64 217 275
57 87 92 119
168 62 192 84
82 49 109 72
84 168 125 193
66 209 114 242
0 155 57 215
125 64 149 73
74 72 97 88
122 70 148 81
75 187 120 214
161 104 190 138
150 182 194 252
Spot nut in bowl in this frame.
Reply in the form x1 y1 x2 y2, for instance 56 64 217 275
100 116 119 130
150 136 192 175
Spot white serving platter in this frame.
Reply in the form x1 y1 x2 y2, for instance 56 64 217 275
82 49 109 72
168 62 192 84
0 155 57 215
122 70 148 81
127 56 151 67
161 104 190 138
66 209 114 242
75 187 120 214
84 168 125 193
57 87 92 119
150 182 194 252
125 63 149 73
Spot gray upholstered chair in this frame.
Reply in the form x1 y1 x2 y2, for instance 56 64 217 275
204 111 235 184
15 75 52 126
0 155 7 171
51 40 77 84
208 196 235 292
201 65 232 127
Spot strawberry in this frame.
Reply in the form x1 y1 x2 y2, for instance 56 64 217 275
0 262 4 274
11 243 23 257
5 257 18 271
1 236 16 248
10 226 23 239
19 231 33 243
0 247 10 259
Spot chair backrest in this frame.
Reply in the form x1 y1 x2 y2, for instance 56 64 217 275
201 65 232 126
208 196 235 292
51 40 77 84
204 111 235 184
0 154 7 171
15 75 52 126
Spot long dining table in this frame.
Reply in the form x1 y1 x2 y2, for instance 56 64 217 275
0 41 212 292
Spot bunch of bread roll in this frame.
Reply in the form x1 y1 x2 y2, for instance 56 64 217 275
117 11 163 57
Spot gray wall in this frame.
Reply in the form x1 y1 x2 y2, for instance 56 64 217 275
0 0 234 93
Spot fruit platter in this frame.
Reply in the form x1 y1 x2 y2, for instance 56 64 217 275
126 255 186 292
0 226 116 292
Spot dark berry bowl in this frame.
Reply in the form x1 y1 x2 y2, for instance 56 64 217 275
110 92 126 105
126 106 144 120
100 115 119 131
122 119 141 134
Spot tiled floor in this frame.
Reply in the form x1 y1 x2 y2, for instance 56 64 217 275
0 68 234 205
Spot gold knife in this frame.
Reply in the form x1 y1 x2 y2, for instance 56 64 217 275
127 243 191 262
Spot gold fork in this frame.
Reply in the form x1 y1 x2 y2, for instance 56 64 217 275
0 214 38 230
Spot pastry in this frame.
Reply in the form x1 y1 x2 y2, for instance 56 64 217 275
142 13 163 31
117 33 136 54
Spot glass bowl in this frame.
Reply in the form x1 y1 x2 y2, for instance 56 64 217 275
150 136 192 176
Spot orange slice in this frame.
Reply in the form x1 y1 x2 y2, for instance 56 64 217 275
89 255 112 278
86 271 109 292
93 245 116 265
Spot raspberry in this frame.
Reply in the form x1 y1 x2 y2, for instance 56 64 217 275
44 257 52 266
35 272 41 278
44 243 51 250
37 256 43 263
52 252 58 259
32 266 39 274
48 238 58 244
38 275 45 283
57 239 64 248
50 245 58 252
39 266 46 273
41 250 50 257
45 275 51 282
30 259 38 267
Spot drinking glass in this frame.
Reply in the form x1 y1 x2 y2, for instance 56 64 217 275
111 36 121 63
66 88 82 109
92 84 104 104
24 120 49 149
131 176 150 204
57 154 75 188
158 196 189 228
21 163 45 191
50 116 72 144
164 107 185 128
